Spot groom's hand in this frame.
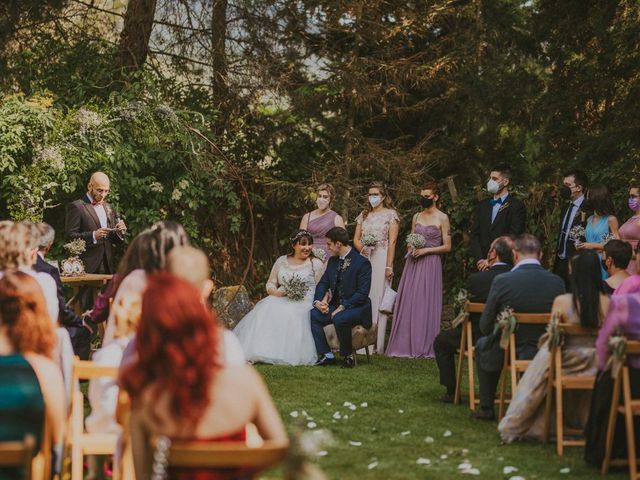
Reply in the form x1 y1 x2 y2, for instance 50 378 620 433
314 300 329 314
331 305 345 318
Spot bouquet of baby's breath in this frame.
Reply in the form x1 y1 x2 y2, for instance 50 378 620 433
602 232 616 243
312 248 327 263
451 288 470 328
64 238 86 257
495 306 517 349
360 231 379 247
568 225 586 245
406 233 426 249
282 274 309 301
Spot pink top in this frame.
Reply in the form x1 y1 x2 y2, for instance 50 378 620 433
619 215 640 275
596 293 640 370
614 274 640 296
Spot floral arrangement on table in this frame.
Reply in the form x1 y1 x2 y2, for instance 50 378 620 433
282 274 309 301
568 225 586 245
60 239 86 276
312 248 327 263
360 231 379 248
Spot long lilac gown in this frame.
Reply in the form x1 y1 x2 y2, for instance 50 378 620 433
385 224 443 359
305 210 338 258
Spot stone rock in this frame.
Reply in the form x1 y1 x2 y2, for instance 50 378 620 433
211 285 254 329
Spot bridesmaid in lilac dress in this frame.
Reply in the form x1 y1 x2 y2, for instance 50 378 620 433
619 185 640 274
386 182 452 359
300 183 345 259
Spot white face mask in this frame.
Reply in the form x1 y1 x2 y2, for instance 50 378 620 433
487 179 502 194
369 195 382 208
316 197 330 210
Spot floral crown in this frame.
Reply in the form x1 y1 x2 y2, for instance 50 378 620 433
290 229 313 244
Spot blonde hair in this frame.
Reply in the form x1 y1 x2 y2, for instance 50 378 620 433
112 291 142 339
316 183 336 202
166 246 211 289
361 181 396 221
0 221 38 270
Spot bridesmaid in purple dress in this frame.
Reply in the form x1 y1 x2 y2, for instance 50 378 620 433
386 181 452 359
300 183 345 259
620 185 640 274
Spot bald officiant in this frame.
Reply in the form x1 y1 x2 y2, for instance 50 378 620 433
65 172 126 276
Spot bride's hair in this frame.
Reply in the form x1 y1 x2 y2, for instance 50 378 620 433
288 229 313 255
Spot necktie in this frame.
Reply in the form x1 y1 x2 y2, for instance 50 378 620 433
92 200 103 206
490 198 503 207
558 203 575 257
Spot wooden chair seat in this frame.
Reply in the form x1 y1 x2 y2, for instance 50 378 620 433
0 436 35 480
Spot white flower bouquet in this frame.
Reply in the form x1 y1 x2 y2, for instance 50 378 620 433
64 238 86 257
568 225 586 245
361 232 379 248
406 233 426 249
282 274 309 301
312 248 327 262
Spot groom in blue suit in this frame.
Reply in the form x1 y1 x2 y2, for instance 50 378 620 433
311 227 372 368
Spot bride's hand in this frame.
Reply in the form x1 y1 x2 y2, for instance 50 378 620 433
361 246 371 258
270 287 286 298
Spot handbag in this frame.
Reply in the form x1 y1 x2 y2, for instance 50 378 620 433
379 284 397 314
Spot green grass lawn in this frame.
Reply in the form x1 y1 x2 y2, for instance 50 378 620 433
257 355 625 480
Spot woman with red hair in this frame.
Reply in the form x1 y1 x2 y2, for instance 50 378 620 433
121 273 287 479
0 271 66 476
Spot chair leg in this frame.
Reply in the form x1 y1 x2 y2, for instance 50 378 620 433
622 367 637 480
352 350 358 366
542 347 556 444
555 353 564 456
602 369 623 476
365 345 371 364
454 326 467 406
498 349 509 420
467 325 476 410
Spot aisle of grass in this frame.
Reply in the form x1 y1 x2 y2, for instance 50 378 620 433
258 356 623 480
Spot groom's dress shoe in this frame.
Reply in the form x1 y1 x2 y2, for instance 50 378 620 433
314 354 336 367
340 355 355 369
470 409 495 421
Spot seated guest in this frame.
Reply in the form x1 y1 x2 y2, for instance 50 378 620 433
601 240 632 294
434 236 514 403
473 234 565 420
0 221 59 323
120 274 287 480
0 271 66 476
499 250 609 442
102 221 189 344
614 244 640 295
585 293 640 468
35 222 92 359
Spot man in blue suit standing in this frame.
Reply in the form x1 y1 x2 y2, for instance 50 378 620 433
311 227 372 368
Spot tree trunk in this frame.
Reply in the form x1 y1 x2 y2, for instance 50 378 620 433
211 0 229 102
117 0 157 75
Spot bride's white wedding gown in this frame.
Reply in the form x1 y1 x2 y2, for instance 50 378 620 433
233 255 323 366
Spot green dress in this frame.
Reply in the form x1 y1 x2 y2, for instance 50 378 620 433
0 354 45 479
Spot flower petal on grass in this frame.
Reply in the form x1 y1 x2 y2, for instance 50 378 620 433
443 430 452 437
462 468 480 475
317 450 328 457
424 436 435 443
367 461 378 470
333 412 342 420
503 466 518 474
560 468 570 474
307 422 317 429
349 441 362 447
326 402 332 406
509 476 526 480
401 431 411 436
416 458 431 465
398 409 404 414
348 404 357 411
458 463 472 470
360 402 368 407
440 454 448 460
289 411 299 418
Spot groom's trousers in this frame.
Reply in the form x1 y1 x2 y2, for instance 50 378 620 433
310 305 361 356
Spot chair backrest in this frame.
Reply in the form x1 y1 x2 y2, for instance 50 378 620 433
154 438 289 470
0 436 35 480
467 303 485 314
556 323 599 338
625 340 640 357
513 313 550 325
71 357 119 386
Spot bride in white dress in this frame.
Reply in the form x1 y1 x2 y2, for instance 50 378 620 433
234 230 324 365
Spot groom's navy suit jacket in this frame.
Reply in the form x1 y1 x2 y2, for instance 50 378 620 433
314 249 373 329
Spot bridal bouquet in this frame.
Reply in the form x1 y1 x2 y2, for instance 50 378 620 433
282 274 309 302
312 248 327 263
361 232 379 248
406 233 426 249
568 225 586 245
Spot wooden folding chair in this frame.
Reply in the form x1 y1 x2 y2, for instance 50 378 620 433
498 312 550 419
542 323 599 455
68 357 120 480
0 435 35 480
454 302 485 409
602 339 640 479
150 437 289 477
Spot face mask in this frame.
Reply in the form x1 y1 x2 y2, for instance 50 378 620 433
369 195 382 208
560 185 572 200
420 197 434 209
628 197 639 211
316 198 330 210
487 179 501 194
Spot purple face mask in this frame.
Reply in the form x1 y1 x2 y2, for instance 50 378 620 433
629 197 639 211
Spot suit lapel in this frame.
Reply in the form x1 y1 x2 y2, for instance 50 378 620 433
82 197 102 230
490 194 510 230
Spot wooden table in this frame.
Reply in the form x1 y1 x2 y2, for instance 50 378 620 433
61 274 113 315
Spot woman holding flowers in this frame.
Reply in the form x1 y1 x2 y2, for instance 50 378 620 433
354 182 400 353
577 184 620 279
234 230 323 365
300 183 346 261
385 182 451 358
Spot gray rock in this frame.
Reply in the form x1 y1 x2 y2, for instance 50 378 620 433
211 285 254 329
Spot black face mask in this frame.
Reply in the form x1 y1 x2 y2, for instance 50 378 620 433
560 185 572 200
420 197 434 208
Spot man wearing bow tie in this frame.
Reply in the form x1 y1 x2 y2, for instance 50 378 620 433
470 166 527 271
65 172 126 276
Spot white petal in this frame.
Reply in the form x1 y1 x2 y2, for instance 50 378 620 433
333 412 342 419
509 477 526 480
307 422 317 429
317 450 328 457
302 410 309 418
560 468 570 474
462 448 470 455
416 458 431 465
367 461 378 470
443 430 452 437
289 411 299 418
326 402 332 406
360 402 368 407
424 436 434 443
349 441 362 446
343 415 349 419
349 404 357 411
343 401 354 407
462 468 480 475
503 466 518 474
398 409 404 414
458 462 473 470
440 454 448 460
401 431 411 436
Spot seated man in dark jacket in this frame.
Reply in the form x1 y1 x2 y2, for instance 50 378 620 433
434 236 514 403
473 234 565 420
35 223 92 359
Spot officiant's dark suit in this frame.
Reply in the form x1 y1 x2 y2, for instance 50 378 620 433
474 256 564 415
311 248 372 357
553 197 588 289
470 194 526 265
34 255 91 359
65 193 123 274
